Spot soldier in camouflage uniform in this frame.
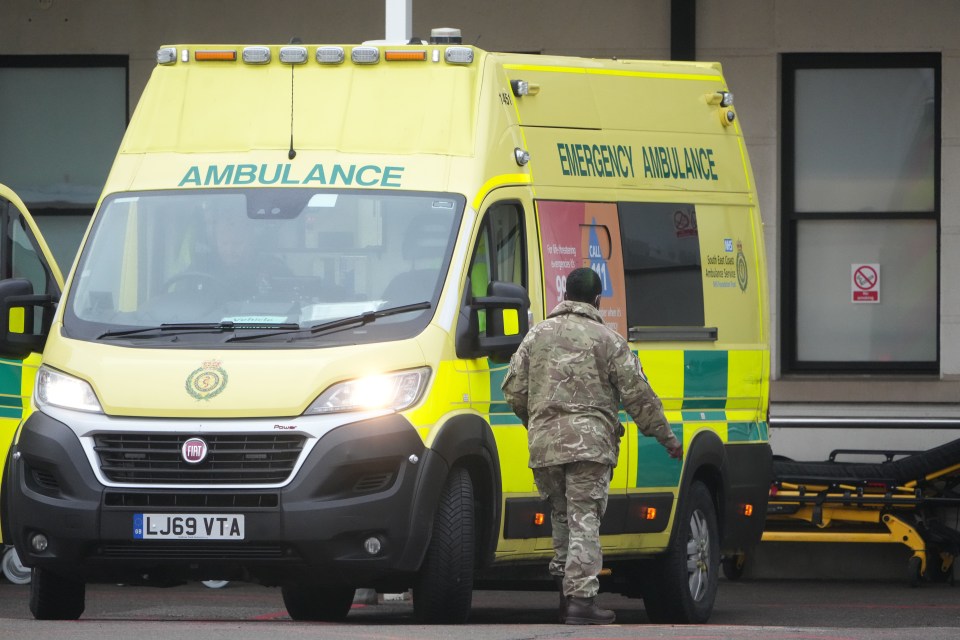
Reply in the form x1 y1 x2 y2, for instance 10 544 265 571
501 267 682 625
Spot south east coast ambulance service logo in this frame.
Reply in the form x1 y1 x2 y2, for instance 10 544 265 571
185 359 228 400
736 240 749 293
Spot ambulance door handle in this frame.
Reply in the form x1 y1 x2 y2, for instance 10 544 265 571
627 326 718 342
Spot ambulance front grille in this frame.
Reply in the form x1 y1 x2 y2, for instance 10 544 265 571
93 433 305 484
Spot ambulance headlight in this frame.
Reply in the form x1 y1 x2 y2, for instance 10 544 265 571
305 367 431 414
35 366 103 414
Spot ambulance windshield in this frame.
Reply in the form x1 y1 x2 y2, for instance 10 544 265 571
63 189 464 346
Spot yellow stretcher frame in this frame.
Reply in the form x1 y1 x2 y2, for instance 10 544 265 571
757 461 960 586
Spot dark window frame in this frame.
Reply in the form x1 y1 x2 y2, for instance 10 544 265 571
780 52 941 374
468 200 528 293
0 55 129 270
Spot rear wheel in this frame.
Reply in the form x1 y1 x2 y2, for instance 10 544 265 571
29 567 85 620
281 584 355 621
642 481 719 624
413 466 475 623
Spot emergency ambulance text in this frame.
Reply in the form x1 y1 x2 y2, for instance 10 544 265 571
178 163 405 188
557 143 635 179
642 146 719 181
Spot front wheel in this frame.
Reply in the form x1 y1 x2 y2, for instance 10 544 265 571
642 481 720 624
281 584 355 621
413 466 475 623
29 567 85 620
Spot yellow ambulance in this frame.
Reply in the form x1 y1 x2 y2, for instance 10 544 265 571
0 30 771 623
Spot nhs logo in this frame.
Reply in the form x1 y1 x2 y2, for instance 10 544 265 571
724 238 734 252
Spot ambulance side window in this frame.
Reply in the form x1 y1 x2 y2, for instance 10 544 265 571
618 202 704 327
469 203 526 298
0 197 52 295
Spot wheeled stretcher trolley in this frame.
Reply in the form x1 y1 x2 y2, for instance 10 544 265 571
749 438 960 585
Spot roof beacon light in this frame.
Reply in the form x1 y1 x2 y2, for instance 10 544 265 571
351 46 380 64
385 50 427 61
430 27 463 44
157 47 177 65
316 46 345 64
444 47 474 65
195 49 237 62
279 46 308 64
242 46 271 65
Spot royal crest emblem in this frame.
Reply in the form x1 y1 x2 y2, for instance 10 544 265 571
185 359 228 400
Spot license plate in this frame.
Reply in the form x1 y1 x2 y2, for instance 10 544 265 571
133 513 245 540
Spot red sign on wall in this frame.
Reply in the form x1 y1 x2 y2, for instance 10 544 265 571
851 263 879 303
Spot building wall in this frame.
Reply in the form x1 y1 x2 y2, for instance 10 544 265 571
3 0 960 457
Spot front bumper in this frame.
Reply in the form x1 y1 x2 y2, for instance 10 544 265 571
7 410 448 587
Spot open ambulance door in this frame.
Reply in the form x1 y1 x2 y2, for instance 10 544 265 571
0 183 64 547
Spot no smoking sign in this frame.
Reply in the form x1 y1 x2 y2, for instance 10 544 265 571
852 263 879 303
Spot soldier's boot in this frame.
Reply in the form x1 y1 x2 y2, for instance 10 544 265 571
553 575 567 623
564 596 616 625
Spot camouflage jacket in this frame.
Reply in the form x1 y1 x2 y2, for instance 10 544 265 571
501 300 678 468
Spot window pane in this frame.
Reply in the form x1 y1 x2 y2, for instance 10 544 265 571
0 66 126 208
795 67 935 213
12 216 49 296
489 204 524 286
618 202 704 327
33 214 88 275
796 220 936 362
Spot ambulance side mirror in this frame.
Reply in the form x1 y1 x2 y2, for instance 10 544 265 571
456 280 529 362
0 278 58 359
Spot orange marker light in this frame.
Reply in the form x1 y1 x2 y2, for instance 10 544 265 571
195 50 237 62
643 507 657 520
385 50 427 61
533 512 545 526
742 503 754 517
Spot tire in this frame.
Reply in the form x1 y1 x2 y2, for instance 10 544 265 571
642 481 720 624
281 584 355 621
908 555 923 588
29 567 85 620
413 466 475 624
2 547 31 585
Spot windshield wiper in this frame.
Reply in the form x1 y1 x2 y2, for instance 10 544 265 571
225 301 432 343
98 321 300 340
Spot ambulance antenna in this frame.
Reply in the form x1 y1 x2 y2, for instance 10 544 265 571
288 36 301 160
287 62 296 160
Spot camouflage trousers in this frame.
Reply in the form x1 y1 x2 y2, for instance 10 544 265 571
532 460 611 598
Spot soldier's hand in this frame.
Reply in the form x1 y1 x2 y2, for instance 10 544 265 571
666 442 683 460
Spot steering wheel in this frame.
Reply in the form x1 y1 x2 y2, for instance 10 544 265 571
163 271 226 293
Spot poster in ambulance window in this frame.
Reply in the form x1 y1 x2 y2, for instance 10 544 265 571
536 201 627 338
